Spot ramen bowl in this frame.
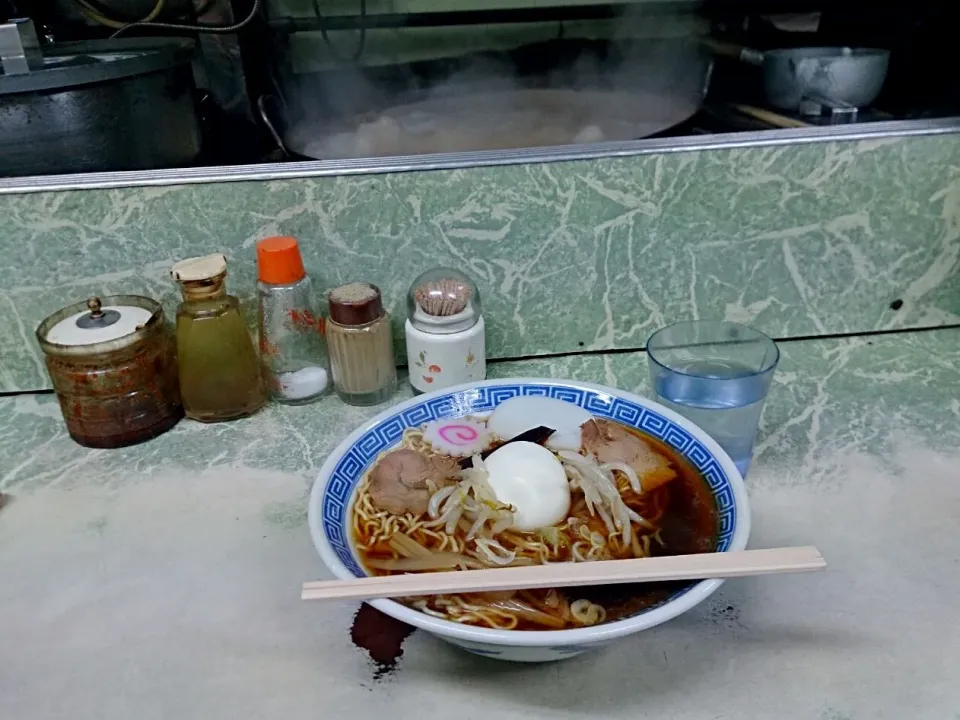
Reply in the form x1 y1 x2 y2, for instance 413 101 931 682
308 378 751 662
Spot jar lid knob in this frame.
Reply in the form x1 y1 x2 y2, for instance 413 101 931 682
76 296 121 330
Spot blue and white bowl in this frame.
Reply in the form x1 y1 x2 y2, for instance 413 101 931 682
308 378 751 662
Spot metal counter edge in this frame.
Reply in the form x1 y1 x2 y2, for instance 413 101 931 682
1 117 958 196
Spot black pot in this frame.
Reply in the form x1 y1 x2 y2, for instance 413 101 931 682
0 38 201 177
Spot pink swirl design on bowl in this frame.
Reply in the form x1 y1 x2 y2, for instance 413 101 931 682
437 423 480 446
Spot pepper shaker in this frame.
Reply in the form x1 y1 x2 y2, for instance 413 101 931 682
405 267 485 392
326 282 398 406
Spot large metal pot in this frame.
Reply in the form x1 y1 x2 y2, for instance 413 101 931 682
266 87 708 160
707 40 890 111
0 38 200 177
261 37 714 160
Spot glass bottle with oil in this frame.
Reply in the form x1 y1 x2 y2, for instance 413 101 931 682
171 254 266 422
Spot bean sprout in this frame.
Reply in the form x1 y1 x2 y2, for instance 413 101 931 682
559 451 645 546
423 454 516 563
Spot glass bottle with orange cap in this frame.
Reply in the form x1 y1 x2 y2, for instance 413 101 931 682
256 236 331 405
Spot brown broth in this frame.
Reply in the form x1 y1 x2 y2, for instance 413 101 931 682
572 427 719 622
354 419 720 629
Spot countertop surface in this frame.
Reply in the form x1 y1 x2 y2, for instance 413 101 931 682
2 328 958 719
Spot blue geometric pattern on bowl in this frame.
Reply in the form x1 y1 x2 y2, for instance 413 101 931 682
321 382 736 580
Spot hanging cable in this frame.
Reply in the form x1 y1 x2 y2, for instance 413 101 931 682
109 0 261 37
73 0 215 25
311 0 366 62
74 0 166 30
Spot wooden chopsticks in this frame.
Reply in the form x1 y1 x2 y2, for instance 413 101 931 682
302 546 826 602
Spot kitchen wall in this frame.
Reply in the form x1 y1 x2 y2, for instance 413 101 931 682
2 132 958 393
275 0 702 21
285 9 702 70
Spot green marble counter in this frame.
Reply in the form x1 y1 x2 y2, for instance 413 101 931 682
1 328 956 492
1 328 958 718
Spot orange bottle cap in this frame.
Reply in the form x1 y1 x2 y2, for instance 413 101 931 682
257 236 306 284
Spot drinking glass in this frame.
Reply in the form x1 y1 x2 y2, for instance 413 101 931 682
646 321 779 477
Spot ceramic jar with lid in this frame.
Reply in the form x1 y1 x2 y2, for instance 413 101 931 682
36 295 183 448
405 267 486 392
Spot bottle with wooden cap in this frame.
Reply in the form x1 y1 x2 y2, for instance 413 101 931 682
326 282 397 406
256 236 330 405
171 253 266 422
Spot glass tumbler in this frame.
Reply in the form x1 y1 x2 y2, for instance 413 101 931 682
647 321 779 477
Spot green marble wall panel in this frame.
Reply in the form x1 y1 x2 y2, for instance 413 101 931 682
1 133 959 392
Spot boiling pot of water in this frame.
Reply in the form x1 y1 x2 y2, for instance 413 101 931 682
261 38 713 159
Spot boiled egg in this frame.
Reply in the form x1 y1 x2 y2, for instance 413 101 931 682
487 396 593 452
484 441 570 530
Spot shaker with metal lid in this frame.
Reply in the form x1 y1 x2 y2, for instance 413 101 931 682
326 282 397 406
36 295 183 448
405 267 486 392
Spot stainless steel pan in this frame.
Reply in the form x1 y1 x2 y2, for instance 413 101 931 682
706 40 890 112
